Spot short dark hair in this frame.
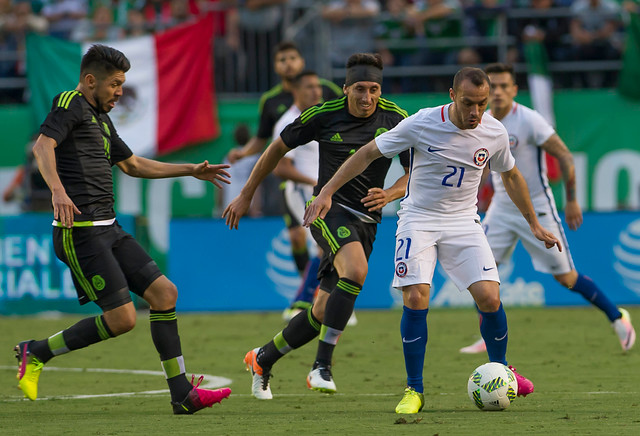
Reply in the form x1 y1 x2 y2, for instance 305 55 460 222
292 70 318 87
80 44 130 80
273 41 301 59
346 53 383 70
484 62 516 83
452 67 490 91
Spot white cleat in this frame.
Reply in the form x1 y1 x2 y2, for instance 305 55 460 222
306 365 337 393
459 337 487 354
613 308 636 352
244 348 273 399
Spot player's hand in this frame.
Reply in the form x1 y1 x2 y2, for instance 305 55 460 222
531 223 563 252
303 193 332 227
361 187 391 212
222 194 251 230
226 148 244 164
193 160 231 189
564 200 583 231
52 189 81 228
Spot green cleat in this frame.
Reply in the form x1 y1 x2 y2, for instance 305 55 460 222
395 387 424 414
15 341 44 401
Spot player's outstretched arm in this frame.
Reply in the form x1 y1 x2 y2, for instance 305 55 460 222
303 139 383 226
116 155 231 188
274 157 317 186
32 134 81 228
541 133 583 230
361 167 410 212
500 165 562 252
222 137 291 229
227 136 267 163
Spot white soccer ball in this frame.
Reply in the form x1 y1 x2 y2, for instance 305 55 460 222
467 362 518 411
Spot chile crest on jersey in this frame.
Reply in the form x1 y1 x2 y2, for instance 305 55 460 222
473 148 489 167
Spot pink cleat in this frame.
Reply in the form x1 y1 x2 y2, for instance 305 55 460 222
172 375 231 414
459 338 487 354
508 365 534 397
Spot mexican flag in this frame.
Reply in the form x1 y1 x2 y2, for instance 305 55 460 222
26 16 219 157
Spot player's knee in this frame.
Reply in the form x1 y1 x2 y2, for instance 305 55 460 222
476 293 501 312
554 272 577 289
108 311 137 336
289 231 306 250
162 281 179 307
404 291 428 309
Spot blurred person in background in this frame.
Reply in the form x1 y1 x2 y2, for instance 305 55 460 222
72 4 124 41
41 0 88 39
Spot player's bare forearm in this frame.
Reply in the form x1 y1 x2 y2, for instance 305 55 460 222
362 170 409 211
541 134 576 202
274 157 316 186
238 138 290 199
228 136 267 163
500 166 537 226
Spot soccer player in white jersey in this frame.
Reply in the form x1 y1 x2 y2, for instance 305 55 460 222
459 63 636 355
304 67 562 414
272 71 324 320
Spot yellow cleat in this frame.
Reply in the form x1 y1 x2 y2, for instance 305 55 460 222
395 387 425 414
15 341 44 401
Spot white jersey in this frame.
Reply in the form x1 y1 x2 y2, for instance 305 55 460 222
488 103 556 213
376 104 515 232
273 105 319 180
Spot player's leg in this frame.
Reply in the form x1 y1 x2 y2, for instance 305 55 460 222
283 247 322 321
16 226 133 400
554 270 636 351
289 225 309 275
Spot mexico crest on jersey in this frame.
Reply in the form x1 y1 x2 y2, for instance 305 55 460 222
509 134 519 149
473 148 489 167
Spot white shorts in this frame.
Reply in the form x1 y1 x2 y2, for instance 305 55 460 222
392 223 500 292
283 180 314 226
483 205 574 275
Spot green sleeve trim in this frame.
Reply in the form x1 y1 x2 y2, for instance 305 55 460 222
300 97 346 124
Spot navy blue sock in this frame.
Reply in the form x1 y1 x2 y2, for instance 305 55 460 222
292 256 321 305
479 303 508 365
400 306 428 393
571 274 621 322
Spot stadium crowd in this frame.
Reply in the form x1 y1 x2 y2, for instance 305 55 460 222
1 0 639 101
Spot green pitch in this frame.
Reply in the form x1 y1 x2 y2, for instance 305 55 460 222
1 307 639 435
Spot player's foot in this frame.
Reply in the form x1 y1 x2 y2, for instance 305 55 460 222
508 365 534 397
395 387 425 414
14 340 43 401
459 337 486 354
613 308 636 352
244 348 272 399
172 375 231 414
306 362 336 393
347 311 358 327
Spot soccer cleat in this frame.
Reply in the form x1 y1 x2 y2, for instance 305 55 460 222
15 340 44 401
395 387 425 414
459 337 487 354
613 308 636 352
508 365 534 397
306 363 337 393
172 375 231 414
347 311 358 327
244 348 273 400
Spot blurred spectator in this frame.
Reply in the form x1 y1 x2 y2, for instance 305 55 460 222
2 137 52 212
125 7 149 35
143 0 173 32
72 5 124 41
0 0 48 75
570 0 623 87
220 123 261 215
322 0 380 68
41 0 88 40
463 0 507 63
375 0 420 93
88 0 144 29
167 0 194 26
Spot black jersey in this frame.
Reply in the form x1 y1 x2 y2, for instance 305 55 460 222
280 96 409 223
40 90 133 222
256 78 342 140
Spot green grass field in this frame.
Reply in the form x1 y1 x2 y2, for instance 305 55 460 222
1 307 639 435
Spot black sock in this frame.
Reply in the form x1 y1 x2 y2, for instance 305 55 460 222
29 315 115 364
316 278 361 366
292 248 310 275
258 307 321 368
150 308 192 402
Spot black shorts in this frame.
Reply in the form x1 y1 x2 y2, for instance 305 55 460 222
309 203 377 281
53 221 162 311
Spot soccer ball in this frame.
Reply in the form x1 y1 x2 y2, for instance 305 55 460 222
467 362 518 411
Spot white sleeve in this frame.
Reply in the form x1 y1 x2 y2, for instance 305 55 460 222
530 110 556 146
375 113 421 158
489 130 516 173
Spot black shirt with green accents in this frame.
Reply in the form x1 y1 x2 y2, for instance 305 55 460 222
280 96 409 223
256 78 342 140
39 90 133 222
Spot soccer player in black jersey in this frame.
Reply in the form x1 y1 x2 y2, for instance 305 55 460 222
223 53 410 399
13 45 232 414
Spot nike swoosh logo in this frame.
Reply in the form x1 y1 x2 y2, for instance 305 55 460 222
427 146 444 152
494 332 508 341
483 266 495 271
402 337 422 343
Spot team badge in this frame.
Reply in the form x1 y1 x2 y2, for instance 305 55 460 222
92 275 106 291
337 226 351 238
473 148 489 167
509 135 518 149
396 262 407 278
